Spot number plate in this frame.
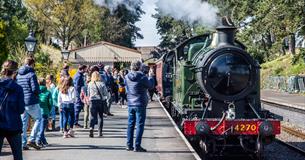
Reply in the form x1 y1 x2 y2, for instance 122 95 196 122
234 123 257 133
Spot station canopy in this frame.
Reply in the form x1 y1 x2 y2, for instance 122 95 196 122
69 41 142 64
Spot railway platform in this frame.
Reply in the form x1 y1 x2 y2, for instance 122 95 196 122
1 102 196 160
261 89 305 109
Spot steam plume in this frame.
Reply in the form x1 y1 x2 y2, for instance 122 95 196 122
94 0 142 13
156 0 218 27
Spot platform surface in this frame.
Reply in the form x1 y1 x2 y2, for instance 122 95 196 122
1 102 196 160
261 90 305 109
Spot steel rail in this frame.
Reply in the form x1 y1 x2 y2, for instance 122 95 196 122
282 126 305 140
261 99 305 114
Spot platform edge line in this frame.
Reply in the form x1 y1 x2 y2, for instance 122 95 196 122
157 98 201 160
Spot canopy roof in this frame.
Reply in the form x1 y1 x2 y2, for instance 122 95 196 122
69 41 142 63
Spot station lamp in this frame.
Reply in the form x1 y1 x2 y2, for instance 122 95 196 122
61 49 70 61
24 30 37 54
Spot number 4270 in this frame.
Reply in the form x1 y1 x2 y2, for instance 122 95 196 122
234 124 257 132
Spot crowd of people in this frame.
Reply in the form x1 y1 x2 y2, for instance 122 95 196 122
0 57 156 160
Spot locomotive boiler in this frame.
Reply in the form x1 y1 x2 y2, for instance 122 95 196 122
155 17 280 159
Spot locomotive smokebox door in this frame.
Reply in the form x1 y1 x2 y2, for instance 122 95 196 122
195 17 258 102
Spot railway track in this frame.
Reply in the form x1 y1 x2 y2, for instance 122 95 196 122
277 125 305 156
157 97 305 159
261 99 305 156
261 99 305 114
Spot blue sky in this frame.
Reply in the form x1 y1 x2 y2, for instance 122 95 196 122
135 0 161 47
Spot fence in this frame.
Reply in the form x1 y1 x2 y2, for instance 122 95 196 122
263 76 305 93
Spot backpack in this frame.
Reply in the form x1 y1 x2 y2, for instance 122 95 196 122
118 86 125 93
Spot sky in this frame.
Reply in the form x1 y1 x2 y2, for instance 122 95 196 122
135 0 161 47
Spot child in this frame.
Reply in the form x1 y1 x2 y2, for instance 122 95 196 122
58 77 75 138
46 75 56 131
37 78 52 147
118 70 127 106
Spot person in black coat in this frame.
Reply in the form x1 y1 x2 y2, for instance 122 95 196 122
0 60 25 160
73 65 87 127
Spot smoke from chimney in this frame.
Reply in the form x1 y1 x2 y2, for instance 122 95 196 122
156 0 218 28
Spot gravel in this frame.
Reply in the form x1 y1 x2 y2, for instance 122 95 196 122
264 141 305 160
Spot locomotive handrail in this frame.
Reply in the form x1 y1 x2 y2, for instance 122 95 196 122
248 101 262 119
201 98 211 119
210 112 227 131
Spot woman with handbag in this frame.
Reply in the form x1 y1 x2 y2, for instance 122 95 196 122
0 60 25 160
88 71 108 137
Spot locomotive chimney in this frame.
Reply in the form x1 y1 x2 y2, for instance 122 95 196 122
216 16 236 46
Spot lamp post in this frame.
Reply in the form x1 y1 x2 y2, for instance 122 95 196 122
24 30 37 55
61 49 70 61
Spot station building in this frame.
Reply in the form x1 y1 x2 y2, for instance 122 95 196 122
68 41 142 69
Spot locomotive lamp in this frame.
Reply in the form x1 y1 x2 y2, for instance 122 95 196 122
25 30 37 54
195 121 210 135
61 49 70 61
259 121 274 136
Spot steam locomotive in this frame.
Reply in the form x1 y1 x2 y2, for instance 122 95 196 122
155 17 280 159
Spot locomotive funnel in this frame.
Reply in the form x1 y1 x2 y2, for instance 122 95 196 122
216 16 236 46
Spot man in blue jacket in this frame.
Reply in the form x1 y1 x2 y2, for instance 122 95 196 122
125 60 154 152
73 65 87 127
17 57 41 150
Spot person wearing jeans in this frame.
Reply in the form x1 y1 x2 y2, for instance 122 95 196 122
58 77 76 138
125 60 154 152
21 104 42 149
61 103 75 137
17 57 41 150
126 106 146 150
37 78 52 147
0 60 25 160
37 114 48 146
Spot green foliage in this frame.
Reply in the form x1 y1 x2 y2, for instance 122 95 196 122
25 0 99 49
153 13 194 49
7 43 27 66
0 0 28 65
210 0 305 62
33 46 55 78
154 0 304 62
89 2 145 48
0 21 8 66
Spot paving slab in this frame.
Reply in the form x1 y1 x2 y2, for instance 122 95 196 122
1 102 196 160
261 90 305 110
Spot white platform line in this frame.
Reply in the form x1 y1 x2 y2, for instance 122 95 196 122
157 98 202 160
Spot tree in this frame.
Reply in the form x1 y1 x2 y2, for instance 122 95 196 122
110 3 144 47
25 0 99 49
0 0 28 65
208 0 305 62
90 1 145 48
153 12 193 49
